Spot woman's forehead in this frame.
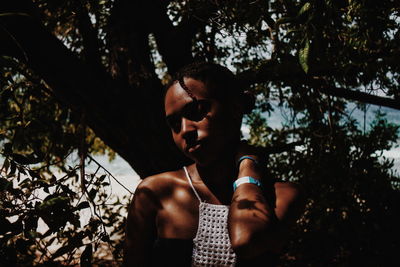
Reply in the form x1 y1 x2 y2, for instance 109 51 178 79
177 78 210 98
165 78 211 112
165 83 191 113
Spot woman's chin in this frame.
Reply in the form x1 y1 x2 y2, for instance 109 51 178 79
191 153 224 168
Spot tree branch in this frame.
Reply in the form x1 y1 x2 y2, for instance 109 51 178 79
238 58 400 111
318 85 400 110
0 1 190 177
151 5 194 74
75 1 103 72
107 0 158 84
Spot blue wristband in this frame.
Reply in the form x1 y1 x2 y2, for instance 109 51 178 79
237 156 259 167
233 176 262 191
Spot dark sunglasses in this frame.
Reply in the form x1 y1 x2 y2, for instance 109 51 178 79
166 99 212 133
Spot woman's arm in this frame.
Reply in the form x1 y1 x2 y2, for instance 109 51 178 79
124 179 159 267
228 144 306 258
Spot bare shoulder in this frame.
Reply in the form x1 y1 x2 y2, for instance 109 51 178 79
125 172 185 265
131 170 185 207
136 171 177 192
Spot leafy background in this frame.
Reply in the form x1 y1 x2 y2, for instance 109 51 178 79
1 0 399 266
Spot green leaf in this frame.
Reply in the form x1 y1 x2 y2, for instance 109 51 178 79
37 195 73 232
50 175 57 183
8 160 16 177
24 213 38 232
60 184 76 196
12 153 42 165
0 178 12 192
298 2 311 16
11 153 30 165
26 230 39 239
19 178 31 188
299 40 310 73
52 244 73 259
2 158 10 173
98 174 107 182
101 233 110 242
28 170 41 180
3 143 12 154
276 17 296 25
38 195 69 211
88 188 97 200
43 186 49 193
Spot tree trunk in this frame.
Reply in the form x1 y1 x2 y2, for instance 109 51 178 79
0 1 191 178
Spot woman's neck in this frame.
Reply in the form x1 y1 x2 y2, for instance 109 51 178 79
190 150 238 204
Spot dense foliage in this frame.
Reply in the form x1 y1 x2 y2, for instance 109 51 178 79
1 0 399 266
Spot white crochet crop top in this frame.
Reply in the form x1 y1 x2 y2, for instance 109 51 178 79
183 167 237 266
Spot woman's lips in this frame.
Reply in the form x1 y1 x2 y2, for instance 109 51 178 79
188 143 201 153
186 140 202 153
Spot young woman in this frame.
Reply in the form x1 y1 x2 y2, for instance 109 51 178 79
124 62 305 266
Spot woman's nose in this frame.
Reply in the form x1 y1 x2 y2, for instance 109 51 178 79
181 117 197 139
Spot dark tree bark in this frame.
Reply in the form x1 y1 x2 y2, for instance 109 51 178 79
0 0 190 178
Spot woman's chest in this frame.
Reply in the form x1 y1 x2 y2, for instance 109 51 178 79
155 183 223 239
156 185 201 239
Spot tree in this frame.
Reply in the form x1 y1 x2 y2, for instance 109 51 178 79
1 0 398 176
1 0 399 265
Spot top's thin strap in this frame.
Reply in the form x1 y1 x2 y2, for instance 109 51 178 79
183 166 202 202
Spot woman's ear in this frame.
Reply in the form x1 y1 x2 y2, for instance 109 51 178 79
230 95 245 119
231 102 244 122
242 91 255 114
228 91 255 123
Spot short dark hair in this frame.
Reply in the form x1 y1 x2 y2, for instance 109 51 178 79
166 62 254 114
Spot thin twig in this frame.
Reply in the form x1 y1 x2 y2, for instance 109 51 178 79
0 24 29 62
87 154 133 195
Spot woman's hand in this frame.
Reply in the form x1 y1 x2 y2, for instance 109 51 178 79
235 140 266 182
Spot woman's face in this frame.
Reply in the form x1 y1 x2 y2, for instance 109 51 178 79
164 78 241 166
